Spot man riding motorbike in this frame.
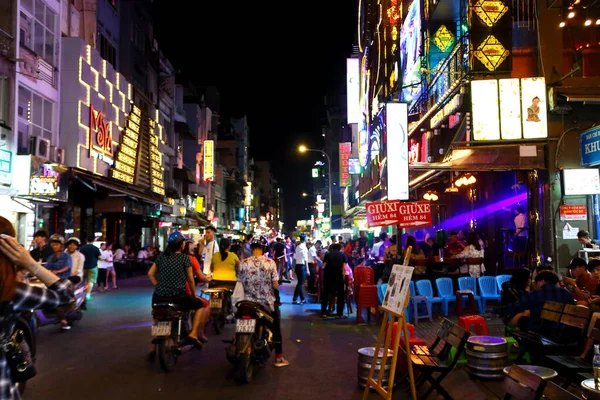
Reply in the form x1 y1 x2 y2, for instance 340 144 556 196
237 241 289 367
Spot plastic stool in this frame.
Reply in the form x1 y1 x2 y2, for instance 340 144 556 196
411 296 432 325
450 346 467 365
458 315 488 335
390 322 425 350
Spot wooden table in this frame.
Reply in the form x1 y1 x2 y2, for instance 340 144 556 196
503 365 558 380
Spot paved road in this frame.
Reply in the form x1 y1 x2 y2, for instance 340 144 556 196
25 277 384 400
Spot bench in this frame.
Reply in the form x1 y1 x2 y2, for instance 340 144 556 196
408 318 470 400
503 364 545 400
545 314 599 388
512 302 589 363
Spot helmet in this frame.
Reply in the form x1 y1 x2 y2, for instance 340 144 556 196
299 234 307 241
168 231 187 244
49 234 65 244
66 237 81 246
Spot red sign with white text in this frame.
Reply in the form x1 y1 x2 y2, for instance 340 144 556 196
339 142 351 187
366 200 433 228
559 204 587 221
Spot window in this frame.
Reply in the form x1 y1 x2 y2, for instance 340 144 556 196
19 0 57 66
98 34 117 68
17 85 54 153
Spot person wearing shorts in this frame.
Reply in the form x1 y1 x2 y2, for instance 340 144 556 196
79 235 101 300
148 231 207 348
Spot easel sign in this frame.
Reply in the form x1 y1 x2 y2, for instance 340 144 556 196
362 247 417 400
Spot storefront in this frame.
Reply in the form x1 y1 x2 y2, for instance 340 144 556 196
58 38 169 248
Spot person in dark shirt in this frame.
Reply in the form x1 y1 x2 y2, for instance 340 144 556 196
357 231 369 253
563 257 598 305
29 230 53 263
321 243 348 318
79 235 101 300
578 230 600 249
495 270 575 332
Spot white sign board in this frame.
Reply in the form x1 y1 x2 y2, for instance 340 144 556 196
562 222 579 240
386 102 409 201
382 264 414 315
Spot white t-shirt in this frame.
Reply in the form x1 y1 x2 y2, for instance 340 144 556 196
294 242 308 265
307 246 317 263
202 240 220 274
114 248 126 261
514 213 527 237
371 242 384 259
99 249 113 269
67 250 85 278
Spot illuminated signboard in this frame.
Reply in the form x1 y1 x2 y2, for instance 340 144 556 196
386 103 409 200
471 77 548 141
0 149 11 185
203 140 214 182
312 168 319 178
358 128 369 167
433 25 454 52
430 94 463 129
149 118 165 195
400 0 423 105
472 0 509 27
30 175 58 196
408 140 420 163
110 104 140 184
339 142 351 187
348 158 362 175
89 105 114 164
346 58 360 124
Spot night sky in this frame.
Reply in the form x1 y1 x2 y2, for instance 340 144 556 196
152 1 357 231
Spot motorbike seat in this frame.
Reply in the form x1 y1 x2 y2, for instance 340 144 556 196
236 301 273 318
203 288 232 294
152 302 183 319
152 302 181 310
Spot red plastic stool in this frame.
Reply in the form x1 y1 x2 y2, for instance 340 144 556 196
458 315 488 335
391 322 426 350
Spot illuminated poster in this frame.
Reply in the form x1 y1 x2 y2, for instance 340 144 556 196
499 78 522 140
358 128 369 167
400 0 422 106
348 158 362 175
346 58 360 124
339 142 351 187
386 103 409 200
521 77 548 139
472 80 500 141
203 140 214 182
89 104 114 164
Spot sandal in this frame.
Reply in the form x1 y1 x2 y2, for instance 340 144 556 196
186 336 204 349
335 315 348 319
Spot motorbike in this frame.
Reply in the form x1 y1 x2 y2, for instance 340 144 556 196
151 301 198 372
27 275 86 328
202 286 233 334
226 288 281 384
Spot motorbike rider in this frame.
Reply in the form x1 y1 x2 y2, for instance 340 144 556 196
148 231 207 349
237 241 289 367
46 234 73 330
66 237 84 279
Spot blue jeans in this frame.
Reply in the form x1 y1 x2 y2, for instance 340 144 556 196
293 265 306 302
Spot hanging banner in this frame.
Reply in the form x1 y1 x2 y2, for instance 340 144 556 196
203 140 214 182
366 200 432 228
386 103 409 200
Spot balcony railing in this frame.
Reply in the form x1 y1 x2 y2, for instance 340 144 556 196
37 58 55 87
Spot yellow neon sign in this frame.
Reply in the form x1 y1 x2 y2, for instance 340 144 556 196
433 25 454 52
203 140 214 182
472 0 508 27
473 35 510 71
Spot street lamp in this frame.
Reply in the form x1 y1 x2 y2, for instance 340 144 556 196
298 145 333 222
302 192 308 197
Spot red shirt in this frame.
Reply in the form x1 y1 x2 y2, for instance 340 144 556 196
186 256 202 296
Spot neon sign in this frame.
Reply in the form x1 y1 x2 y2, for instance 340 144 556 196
89 105 113 164
408 140 420 163
339 142 351 187
203 140 214 182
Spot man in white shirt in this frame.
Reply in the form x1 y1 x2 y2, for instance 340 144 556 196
370 237 383 262
293 234 309 304
201 226 220 275
307 241 318 294
65 237 85 279
513 206 527 252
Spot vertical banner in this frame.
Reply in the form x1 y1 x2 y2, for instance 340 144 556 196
339 142 351 187
498 78 522 140
346 58 360 124
472 80 500 141
203 140 214 182
386 103 409 200
521 77 548 139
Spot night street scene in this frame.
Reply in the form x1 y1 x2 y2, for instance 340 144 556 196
3 0 600 399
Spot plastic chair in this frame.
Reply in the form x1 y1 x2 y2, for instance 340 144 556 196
415 279 444 315
458 277 483 313
354 266 379 324
496 274 511 293
435 277 457 316
478 276 501 311
458 315 488 335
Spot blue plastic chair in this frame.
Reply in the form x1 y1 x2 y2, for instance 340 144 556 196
435 278 456 316
415 279 444 315
478 276 501 311
409 280 432 325
458 277 483 313
496 274 512 293
377 283 388 304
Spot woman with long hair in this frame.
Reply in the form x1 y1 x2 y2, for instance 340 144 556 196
209 238 240 290
0 216 73 399
454 232 485 278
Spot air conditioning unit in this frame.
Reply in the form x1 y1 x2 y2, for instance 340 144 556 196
50 146 65 164
29 136 50 160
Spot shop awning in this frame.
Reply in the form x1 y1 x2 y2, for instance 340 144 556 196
551 81 600 103
175 121 196 141
73 169 168 206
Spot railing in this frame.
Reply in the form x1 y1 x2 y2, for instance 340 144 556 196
37 58 55 87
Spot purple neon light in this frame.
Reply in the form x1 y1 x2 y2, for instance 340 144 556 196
439 192 528 232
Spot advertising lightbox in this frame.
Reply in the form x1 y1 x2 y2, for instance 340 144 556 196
346 58 360 124
386 103 409 200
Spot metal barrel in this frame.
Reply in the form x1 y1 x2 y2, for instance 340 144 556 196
466 336 509 380
357 347 394 389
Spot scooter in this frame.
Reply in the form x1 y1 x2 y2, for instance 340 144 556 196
27 275 86 328
226 286 284 384
150 301 197 372
202 286 233 334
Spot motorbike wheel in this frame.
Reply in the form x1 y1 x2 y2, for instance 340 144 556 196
157 336 178 372
234 353 253 384
213 313 225 335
